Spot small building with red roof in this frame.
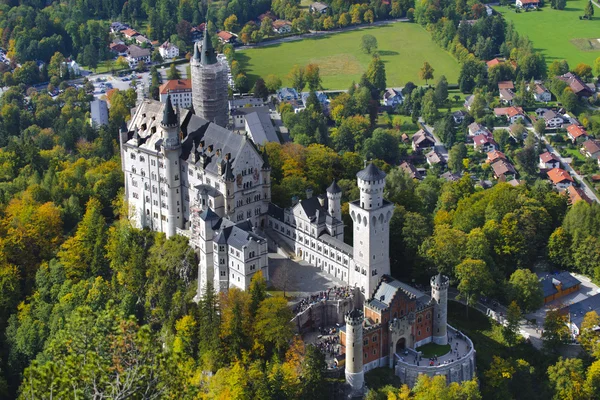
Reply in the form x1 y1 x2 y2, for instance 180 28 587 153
567 124 588 143
539 152 561 170
547 168 574 190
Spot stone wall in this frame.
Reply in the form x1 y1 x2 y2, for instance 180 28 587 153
393 325 476 387
292 295 362 333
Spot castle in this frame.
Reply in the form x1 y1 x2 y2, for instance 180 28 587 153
119 36 475 389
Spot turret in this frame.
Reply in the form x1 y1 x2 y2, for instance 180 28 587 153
161 95 183 237
431 273 450 345
326 180 342 221
162 94 180 150
356 162 386 211
345 309 365 394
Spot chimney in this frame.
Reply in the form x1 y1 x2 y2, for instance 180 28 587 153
306 187 313 199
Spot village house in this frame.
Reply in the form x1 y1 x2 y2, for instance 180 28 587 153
110 22 129 34
558 72 594 97
122 28 139 39
231 106 271 129
498 81 514 91
452 110 466 125
567 124 588 143
217 31 235 44
516 0 540 8
126 45 151 68
547 168 574 190
541 109 564 128
382 88 404 107
277 87 299 102
541 271 581 304
400 161 422 180
159 79 192 109
491 159 517 180
567 185 592 205
473 134 498 153
468 122 491 137
486 150 507 164
440 171 461 181
530 82 551 102
135 35 152 46
539 152 561 170
229 97 269 110
499 89 515 105
110 42 129 56
582 139 600 159
412 129 436 152
310 2 329 13
272 19 292 34
190 23 205 42
244 111 280 145
301 91 329 110
425 149 445 167
494 106 526 124
90 99 108 128
486 58 503 69
565 293 600 337
159 41 179 59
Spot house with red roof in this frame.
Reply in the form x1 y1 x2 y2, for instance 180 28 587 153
122 28 139 39
494 106 526 124
567 186 592 205
547 168 574 190
516 0 540 8
582 139 600 159
558 72 594 98
486 58 503 69
487 150 507 164
473 134 499 153
217 31 235 43
566 124 588 143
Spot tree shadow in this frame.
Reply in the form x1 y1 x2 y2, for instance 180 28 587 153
377 50 399 56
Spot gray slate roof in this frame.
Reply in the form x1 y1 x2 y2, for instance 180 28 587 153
357 163 386 181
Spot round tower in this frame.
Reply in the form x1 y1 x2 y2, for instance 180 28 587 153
345 309 365 393
326 180 342 221
161 95 183 238
190 31 229 127
431 273 450 345
356 163 386 211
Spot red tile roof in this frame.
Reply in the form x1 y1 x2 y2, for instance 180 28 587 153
567 185 592 204
498 81 515 90
540 152 560 163
487 150 506 163
567 124 588 139
547 168 574 185
486 58 502 68
122 28 139 38
582 139 600 155
217 31 234 41
159 79 192 94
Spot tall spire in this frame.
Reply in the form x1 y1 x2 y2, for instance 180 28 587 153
162 94 178 127
201 27 217 65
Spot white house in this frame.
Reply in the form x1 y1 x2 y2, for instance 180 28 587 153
473 134 498 153
382 88 404 107
539 152 561 170
494 106 526 124
516 0 540 9
62 59 81 76
531 82 551 102
547 168 574 190
468 122 492 137
272 20 292 34
277 87 299 102
159 79 193 109
310 2 329 13
541 109 564 128
126 45 151 68
452 110 466 125
499 89 515 105
582 139 600 159
159 41 179 59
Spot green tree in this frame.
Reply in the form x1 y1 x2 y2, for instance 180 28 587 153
579 311 600 357
224 14 239 32
421 90 439 125
508 269 543 312
585 0 595 18
254 296 294 358
595 57 600 77
248 271 267 318
305 63 322 91
420 61 434 85
167 63 180 80
534 118 546 136
265 74 282 93
543 309 571 351
503 301 522 346
288 65 306 92
448 143 467 173
547 357 587 400
455 259 493 316
252 78 269 100
434 75 449 107
57 198 108 281
360 34 378 54
549 60 570 76
366 55 386 92
301 345 327 400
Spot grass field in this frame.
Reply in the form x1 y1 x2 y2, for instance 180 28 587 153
238 23 461 89
493 1 600 67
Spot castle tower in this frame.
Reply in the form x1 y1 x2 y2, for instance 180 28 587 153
348 163 394 297
345 309 365 393
431 273 450 345
326 180 342 221
190 30 229 127
260 148 272 226
161 95 183 238
193 206 221 299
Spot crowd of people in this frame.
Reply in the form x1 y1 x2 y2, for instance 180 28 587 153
293 286 355 314
315 328 340 359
